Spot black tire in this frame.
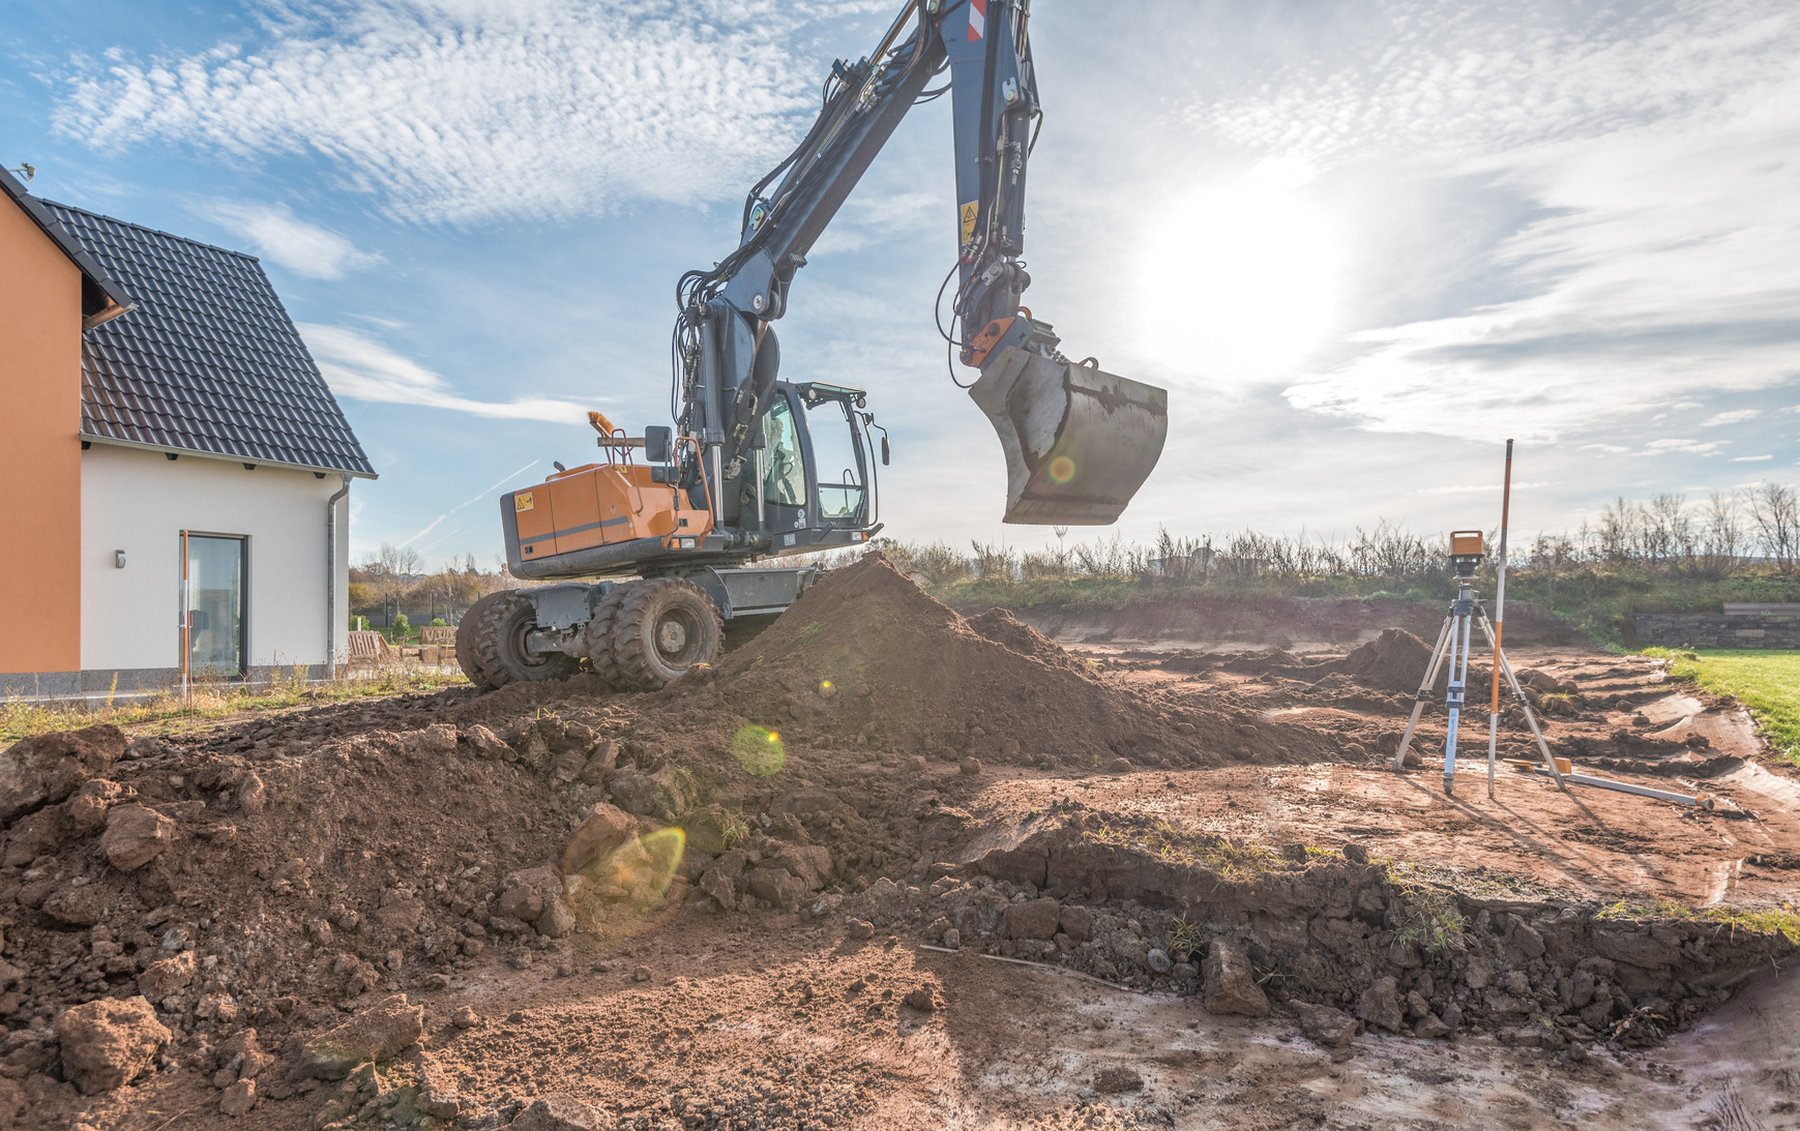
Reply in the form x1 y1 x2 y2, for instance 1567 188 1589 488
454 591 509 691
581 584 632 689
463 590 579 691
609 578 724 690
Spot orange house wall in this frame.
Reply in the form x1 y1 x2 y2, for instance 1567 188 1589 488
0 201 84 673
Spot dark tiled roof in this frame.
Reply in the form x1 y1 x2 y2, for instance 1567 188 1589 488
40 200 376 479
0 167 131 326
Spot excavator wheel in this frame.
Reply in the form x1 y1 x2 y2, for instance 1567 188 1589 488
459 590 579 691
455 591 509 691
580 584 631 689
608 577 723 690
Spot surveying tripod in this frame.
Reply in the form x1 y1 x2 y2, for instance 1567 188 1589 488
1391 532 1567 797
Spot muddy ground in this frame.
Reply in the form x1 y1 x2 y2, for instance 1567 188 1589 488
3 556 1797 1130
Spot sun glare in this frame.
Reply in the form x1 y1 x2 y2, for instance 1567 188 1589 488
1143 160 1341 381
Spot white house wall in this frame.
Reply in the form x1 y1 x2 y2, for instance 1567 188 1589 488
80 443 350 673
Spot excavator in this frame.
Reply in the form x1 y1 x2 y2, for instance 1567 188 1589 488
456 0 1168 692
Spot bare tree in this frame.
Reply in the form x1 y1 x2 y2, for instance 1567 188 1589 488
1701 490 1745 574
1597 496 1636 563
357 543 425 627
1748 481 1800 569
1641 493 1694 569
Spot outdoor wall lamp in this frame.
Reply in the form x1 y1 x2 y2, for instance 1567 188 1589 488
115 549 127 569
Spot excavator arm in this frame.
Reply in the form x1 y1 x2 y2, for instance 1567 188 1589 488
672 0 1167 526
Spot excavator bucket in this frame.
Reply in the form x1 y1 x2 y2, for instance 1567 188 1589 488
969 345 1169 525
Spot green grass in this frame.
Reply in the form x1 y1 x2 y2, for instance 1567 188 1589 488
1597 897 1800 945
1643 648 1800 767
0 666 467 744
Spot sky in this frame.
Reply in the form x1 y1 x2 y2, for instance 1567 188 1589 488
4 0 1797 567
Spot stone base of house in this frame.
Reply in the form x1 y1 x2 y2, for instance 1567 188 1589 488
0 663 334 701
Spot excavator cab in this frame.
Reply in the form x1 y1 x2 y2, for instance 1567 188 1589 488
749 381 880 547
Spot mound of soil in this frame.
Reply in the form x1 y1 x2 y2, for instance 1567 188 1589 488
0 718 604 1057
1341 627 1437 693
688 555 1245 768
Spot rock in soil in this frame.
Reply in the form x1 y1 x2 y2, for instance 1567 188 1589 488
220 1077 257 1117
1093 1066 1144 1094
1293 1002 1361 1049
54 995 171 1094
0 724 124 820
100 802 175 871
1357 975 1406 1033
295 994 425 1079
1202 938 1271 1018
508 1093 608 1129
1004 897 1061 940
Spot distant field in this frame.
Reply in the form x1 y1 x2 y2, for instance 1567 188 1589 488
1646 648 1800 767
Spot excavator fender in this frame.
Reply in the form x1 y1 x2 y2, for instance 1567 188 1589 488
969 345 1168 525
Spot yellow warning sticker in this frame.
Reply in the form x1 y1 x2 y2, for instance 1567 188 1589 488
959 200 979 245
515 492 535 513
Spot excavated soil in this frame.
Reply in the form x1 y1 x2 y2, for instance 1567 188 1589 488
3 555 1799 1130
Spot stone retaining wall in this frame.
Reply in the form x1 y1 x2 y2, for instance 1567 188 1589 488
1627 611 1800 649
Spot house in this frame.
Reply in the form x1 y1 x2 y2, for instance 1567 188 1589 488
0 168 376 694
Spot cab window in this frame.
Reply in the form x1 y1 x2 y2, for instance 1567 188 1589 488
762 397 806 508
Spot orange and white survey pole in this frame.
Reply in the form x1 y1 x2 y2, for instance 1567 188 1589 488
1485 439 1514 799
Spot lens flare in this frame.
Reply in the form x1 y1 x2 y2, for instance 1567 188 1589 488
1048 455 1076 483
561 823 687 934
733 725 786 777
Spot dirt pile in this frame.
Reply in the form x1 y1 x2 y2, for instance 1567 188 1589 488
690 555 1246 769
0 713 625 1114
1340 627 1437 693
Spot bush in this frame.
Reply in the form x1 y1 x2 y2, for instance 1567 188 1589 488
429 617 447 627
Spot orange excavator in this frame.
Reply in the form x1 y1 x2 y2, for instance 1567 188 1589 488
456 0 1168 692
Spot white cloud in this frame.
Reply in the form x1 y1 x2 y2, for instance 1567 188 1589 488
300 322 592 422
208 200 380 278
54 0 892 223
1411 480 1556 496
1702 409 1762 427
1640 438 1729 457
1184 2 1800 441
1731 454 1774 462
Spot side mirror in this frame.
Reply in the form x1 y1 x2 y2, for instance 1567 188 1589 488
644 425 673 463
881 435 891 466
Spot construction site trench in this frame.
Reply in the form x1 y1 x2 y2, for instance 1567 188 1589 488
4 555 1799 1129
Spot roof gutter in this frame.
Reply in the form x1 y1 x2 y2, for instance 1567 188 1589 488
326 475 352 680
79 432 377 480
82 300 133 332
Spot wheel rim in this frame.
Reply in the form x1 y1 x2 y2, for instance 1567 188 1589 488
654 606 705 668
508 609 552 669
656 618 689 655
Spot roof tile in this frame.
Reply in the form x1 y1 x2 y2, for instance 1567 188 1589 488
41 200 375 479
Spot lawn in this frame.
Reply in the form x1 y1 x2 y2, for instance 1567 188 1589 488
1644 648 1800 767
0 666 466 744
